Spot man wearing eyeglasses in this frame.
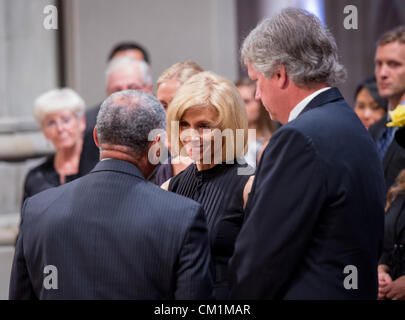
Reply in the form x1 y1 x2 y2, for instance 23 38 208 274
79 57 153 175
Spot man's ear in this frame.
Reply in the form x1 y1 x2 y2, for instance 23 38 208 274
93 126 100 149
276 64 288 89
154 134 161 144
152 133 161 158
147 133 164 165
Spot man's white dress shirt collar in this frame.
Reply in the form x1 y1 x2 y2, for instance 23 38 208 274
288 87 331 122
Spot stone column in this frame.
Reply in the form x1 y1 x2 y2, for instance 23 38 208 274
0 0 58 236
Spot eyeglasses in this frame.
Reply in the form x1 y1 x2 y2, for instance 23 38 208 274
42 114 76 130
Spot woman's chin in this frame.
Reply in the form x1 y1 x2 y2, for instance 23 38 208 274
188 154 203 162
54 141 76 151
185 147 200 160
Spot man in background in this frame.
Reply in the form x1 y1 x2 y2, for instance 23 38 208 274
370 26 405 192
84 42 151 139
107 41 150 63
79 56 153 175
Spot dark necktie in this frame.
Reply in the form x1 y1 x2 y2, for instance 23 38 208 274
377 125 394 160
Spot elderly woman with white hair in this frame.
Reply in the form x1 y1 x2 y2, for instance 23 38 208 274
23 88 86 203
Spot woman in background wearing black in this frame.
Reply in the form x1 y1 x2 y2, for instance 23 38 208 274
23 88 86 203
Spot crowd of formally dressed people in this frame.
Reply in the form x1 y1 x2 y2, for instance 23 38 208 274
8 7 405 300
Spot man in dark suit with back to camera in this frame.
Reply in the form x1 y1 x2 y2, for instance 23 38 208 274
9 90 213 299
230 8 385 299
369 26 405 192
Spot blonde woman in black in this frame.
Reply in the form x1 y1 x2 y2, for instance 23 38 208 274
162 71 253 299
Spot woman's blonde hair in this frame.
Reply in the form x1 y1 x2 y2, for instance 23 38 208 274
156 61 203 90
167 71 248 162
33 88 85 125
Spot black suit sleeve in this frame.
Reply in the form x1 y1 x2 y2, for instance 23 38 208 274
9 201 37 300
230 128 326 299
175 205 213 300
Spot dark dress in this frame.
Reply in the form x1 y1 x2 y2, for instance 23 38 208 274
379 194 405 280
23 156 80 204
168 161 252 299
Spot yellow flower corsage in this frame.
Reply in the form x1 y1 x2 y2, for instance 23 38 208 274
387 103 405 127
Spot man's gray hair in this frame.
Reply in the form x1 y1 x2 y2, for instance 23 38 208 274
97 90 166 156
241 7 346 87
105 56 152 85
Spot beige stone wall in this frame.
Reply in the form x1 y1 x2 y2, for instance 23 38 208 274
0 0 59 295
0 0 58 118
63 0 238 107
0 0 58 225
